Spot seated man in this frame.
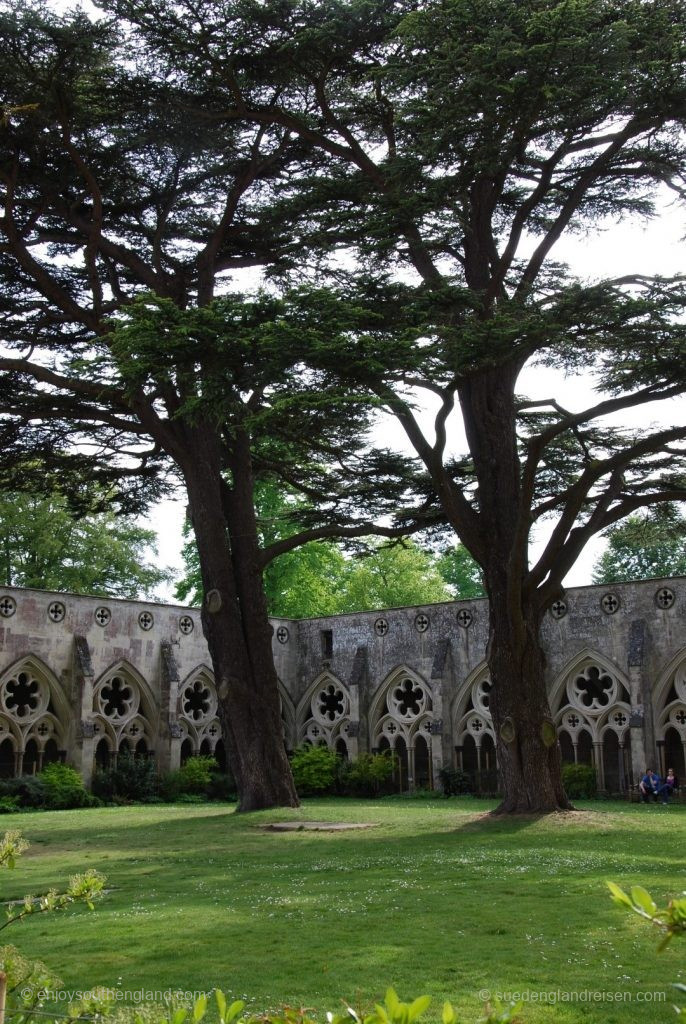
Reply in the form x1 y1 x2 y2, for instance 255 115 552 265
639 768 659 803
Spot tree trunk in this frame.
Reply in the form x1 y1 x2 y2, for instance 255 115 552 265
181 426 299 812
459 365 573 813
486 598 572 813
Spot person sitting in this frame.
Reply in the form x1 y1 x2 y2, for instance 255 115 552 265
657 768 677 805
639 768 659 803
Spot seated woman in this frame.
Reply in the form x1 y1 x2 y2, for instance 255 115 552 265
657 768 677 805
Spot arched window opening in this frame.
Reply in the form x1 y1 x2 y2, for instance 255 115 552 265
94 738 110 770
22 738 39 776
0 738 15 778
665 727 685 781
414 735 430 789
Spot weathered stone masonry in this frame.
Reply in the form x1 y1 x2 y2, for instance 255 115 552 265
0 577 684 791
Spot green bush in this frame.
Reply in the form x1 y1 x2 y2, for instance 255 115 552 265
92 751 158 803
561 761 597 799
340 751 397 797
438 765 471 796
0 776 47 809
206 771 237 802
0 796 20 814
39 763 92 810
159 755 219 802
290 745 339 795
179 755 217 792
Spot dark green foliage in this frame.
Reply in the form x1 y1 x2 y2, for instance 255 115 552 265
561 762 598 800
0 796 20 813
39 763 92 810
0 776 48 809
290 746 339 796
337 752 397 797
206 772 238 803
438 766 472 796
91 752 158 803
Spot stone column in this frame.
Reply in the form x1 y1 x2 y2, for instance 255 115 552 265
159 641 181 774
71 635 96 787
627 619 648 783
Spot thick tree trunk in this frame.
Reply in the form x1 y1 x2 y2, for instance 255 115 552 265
181 426 299 812
486 599 572 813
459 365 573 813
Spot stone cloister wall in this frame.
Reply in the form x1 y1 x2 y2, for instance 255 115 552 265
0 576 684 791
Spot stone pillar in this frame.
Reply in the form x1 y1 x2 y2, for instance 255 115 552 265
349 646 369 755
71 635 96 787
347 680 360 759
429 719 444 791
628 619 648 784
159 641 181 774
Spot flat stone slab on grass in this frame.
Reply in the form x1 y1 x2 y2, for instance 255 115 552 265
262 821 377 832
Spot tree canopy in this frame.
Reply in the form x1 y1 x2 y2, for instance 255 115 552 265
176 481 454 616
593 505 686 584
0 490 171 597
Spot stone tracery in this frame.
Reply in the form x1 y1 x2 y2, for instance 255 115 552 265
298 673 352 753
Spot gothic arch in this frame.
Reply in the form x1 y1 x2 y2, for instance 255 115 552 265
297 671 352 748
92 660 157 752
652 648 686 714
278 680 297 750
178 665 221 754
548 648 630 720
0 655 69 753
370 665 434 747
450 661 494 743
653 649 686 778
551 650 632 791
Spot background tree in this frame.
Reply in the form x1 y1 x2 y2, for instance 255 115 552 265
177 482 452 615
114 0 686 811
435 545 485 600
593 505 686 584
0 490 171 597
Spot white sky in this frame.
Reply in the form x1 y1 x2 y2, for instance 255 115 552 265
42 1 686 597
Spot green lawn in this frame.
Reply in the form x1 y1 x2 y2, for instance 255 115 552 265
2 798 684 1024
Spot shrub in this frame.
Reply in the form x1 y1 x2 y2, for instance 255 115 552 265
340 751 397 797
159 756 219 802
0 776 47 809
290 745 339 795
39 763 91 810
438 765 471 796
179 755 217 792
0 796 20 814
206 771 237 802
92 751 158 803
561 761 597 799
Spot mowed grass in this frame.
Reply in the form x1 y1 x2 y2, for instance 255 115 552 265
3 798 684 1024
